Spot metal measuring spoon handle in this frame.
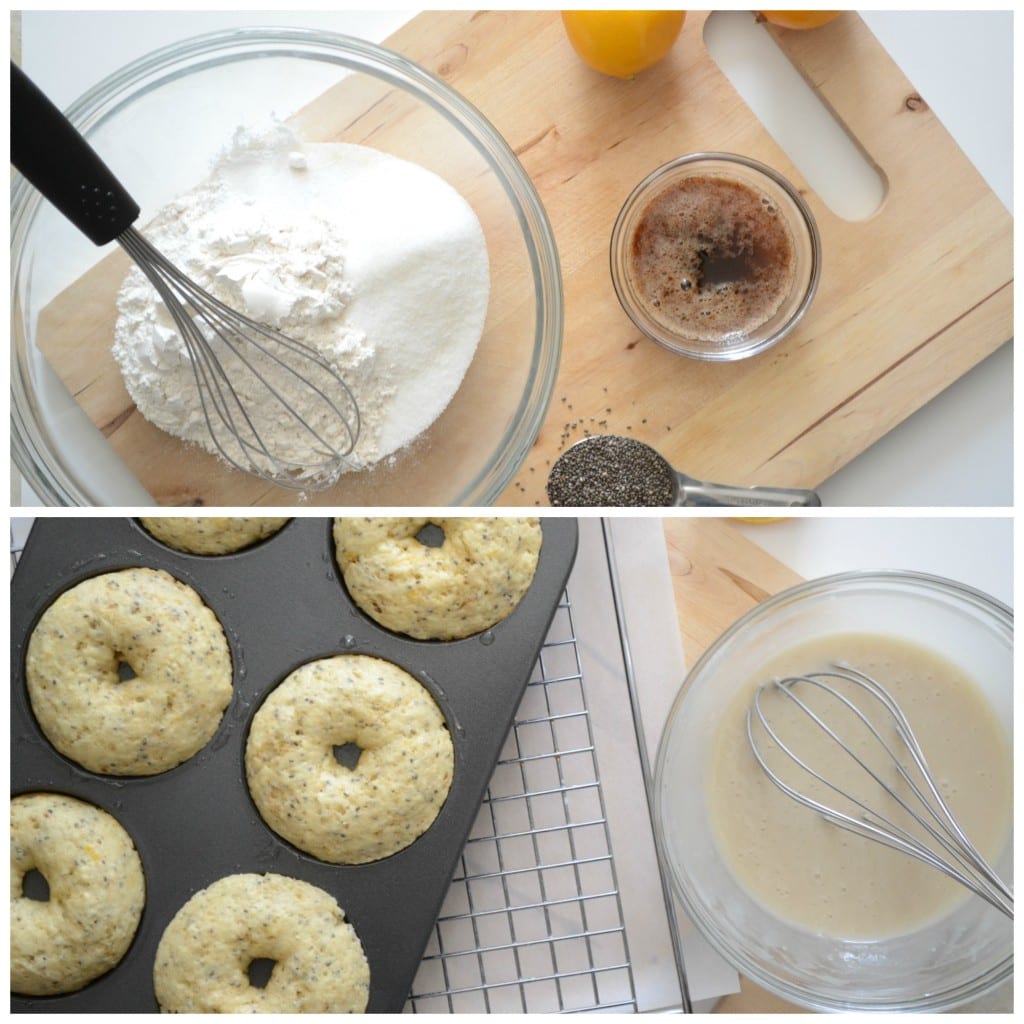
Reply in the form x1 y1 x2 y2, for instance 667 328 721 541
674 472 822 507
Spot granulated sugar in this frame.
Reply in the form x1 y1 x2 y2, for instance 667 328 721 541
113 123 490 474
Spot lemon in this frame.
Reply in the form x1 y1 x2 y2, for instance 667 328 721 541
561 11 687 80
759 11 842 30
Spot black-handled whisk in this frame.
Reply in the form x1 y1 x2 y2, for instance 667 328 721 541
11 62 360 491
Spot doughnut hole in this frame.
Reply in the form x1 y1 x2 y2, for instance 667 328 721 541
116 658 138 682
22 868 50 902
415 522 445 547
333 742 363 770
247 958 277 989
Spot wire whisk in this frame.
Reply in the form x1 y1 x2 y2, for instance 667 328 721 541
12 62 359 492
118 228 359 490
747 665 1013 919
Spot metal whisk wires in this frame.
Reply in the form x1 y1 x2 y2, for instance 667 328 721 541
747 666 1012 918
119 227 360 491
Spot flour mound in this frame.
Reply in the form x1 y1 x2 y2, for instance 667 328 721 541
113 123 489 476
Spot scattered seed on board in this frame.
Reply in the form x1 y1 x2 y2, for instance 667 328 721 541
546 435 674 507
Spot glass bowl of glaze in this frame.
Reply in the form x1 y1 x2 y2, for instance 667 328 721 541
11 26 562 506
610 153 820 362
653 570 1012 1012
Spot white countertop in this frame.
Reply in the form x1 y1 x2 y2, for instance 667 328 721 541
735 514 1013 608
15 10 1014 508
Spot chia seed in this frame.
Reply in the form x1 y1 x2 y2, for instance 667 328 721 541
546 435 676 507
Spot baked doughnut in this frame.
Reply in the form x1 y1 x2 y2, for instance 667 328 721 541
246 654 453 864
153 872 369 1013
11 792 145 996
139 516 289 555
333 517 543 640
25 567 233 775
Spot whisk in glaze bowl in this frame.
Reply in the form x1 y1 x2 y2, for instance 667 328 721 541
12 62 359 491
654 570 1013 1012
747 666 1013 919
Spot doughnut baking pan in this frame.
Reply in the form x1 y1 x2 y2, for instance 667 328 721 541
10 516 578 1013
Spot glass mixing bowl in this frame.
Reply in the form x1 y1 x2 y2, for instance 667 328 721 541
11 27 562 506
654 570 1013 1012
610 153 820 361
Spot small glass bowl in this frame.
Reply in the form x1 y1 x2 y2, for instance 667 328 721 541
653 570 1012 1012
610 152 820 362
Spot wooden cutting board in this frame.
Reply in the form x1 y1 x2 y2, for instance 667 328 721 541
476 11 1012 503
35 11 1011 506
662 516 802 657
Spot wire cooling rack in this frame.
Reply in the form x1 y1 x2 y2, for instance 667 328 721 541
10 518 690 1013
407 593 636 1013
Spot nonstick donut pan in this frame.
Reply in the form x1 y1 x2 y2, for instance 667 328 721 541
11 516 579 1013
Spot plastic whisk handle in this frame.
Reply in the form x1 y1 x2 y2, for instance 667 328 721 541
11 61 140 246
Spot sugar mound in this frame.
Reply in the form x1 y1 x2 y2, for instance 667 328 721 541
113 122 490 473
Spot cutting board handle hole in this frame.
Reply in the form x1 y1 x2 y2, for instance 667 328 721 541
704 11 888 221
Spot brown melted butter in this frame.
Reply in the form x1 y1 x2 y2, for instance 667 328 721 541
629 175 796 343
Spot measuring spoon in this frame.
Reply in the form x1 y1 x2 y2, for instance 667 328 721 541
546 435 822 507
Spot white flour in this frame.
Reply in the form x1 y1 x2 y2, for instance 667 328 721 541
113 123 489 475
